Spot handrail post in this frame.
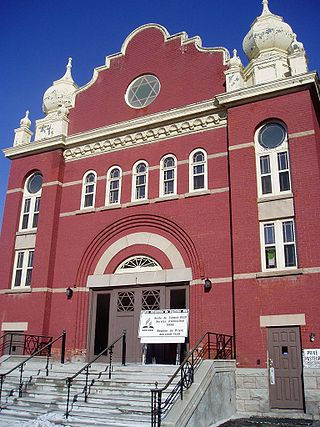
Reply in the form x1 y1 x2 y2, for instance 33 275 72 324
45 338 52 377
61 329 66 364
0 374 4 406
157 389 162 427
208 332 211 359
108 346 113 380
84 365 89 403
122 330 126 366
9 333 13 355
65 377 72 419
18 364 24 397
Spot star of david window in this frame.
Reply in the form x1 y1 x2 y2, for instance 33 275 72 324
142 290 161 310
117 291 135 312
126 75 160 108
116 256 161 273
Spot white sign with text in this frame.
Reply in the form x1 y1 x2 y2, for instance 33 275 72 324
303 349 320 368
138 309 189 343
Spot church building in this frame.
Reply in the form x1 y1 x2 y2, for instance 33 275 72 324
1 0 319 417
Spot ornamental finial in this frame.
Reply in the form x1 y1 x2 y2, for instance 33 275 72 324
20 110 31 128
61 57 74 82
261 0 271 16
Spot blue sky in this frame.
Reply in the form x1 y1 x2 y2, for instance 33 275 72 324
0 0 319 228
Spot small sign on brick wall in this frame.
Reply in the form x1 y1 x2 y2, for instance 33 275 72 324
303 349 320 368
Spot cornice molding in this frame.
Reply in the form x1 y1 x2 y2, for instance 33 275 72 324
64 111 227 161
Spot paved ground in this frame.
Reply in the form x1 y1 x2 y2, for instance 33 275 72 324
218 417 320 427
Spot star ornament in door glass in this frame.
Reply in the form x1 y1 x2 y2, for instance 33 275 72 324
126 75 160 108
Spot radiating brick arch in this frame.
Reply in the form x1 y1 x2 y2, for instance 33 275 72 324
75 214 204 285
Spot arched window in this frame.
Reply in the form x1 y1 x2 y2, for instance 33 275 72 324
81 171 97 209
160 155 177 197
106 166 122 205
189 149 208 192
19 172 43 231
255 122 291 197
132 161 148 201
116 255 161 273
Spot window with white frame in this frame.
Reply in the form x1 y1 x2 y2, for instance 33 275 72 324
160 155 177 197
132 161 148 201
106 166 122 205
81 171 97 209
12 249 34 288
260 219 297 271
189 149 208 192
19 172 43 231
256 122 292 197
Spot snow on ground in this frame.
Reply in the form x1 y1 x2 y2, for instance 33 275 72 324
0 412 71 427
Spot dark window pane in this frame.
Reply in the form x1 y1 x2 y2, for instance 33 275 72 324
260 156 270 174
194 175 204 190
25 269 32 286
24 199 31 213
22 214 29 229
14 270 22 287
265 247 277 268
27 173 43 194
32 213 39 228
258 123 286 149
278 152 288 171
110 190 119 204
264 224 275 244
262 176 272 194
84 194 93 207
279 171 290 191
283 221 294 243
284 244 296 267
136 186 145 199
165 181 174 194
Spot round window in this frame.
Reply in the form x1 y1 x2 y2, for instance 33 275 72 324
27 173 43 194
126 75 160 108
258 123 286 149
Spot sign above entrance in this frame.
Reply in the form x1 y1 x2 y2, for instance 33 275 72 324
303 349 320 368
138 309 189 344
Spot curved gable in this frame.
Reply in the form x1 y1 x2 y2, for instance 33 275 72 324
68 24 227 135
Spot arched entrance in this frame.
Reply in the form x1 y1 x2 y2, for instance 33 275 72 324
87 232 192 363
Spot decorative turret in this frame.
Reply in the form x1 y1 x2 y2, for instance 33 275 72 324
35 58 78 141
42 58 78 115
13 111 33 146
225 49 245 92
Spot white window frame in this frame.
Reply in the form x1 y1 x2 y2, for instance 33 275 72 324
81 170 97 209
159 154 177 197
189 149 208 192
260 219 297 272
19 173 43 231
132 161 149 201
106 166 122 205
255 122 292 198
11 249 35 288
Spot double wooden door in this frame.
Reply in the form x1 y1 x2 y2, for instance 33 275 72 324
90 285 188 363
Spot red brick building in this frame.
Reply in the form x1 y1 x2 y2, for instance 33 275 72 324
1 0 319 416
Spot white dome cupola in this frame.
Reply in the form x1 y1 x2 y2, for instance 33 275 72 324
243 0 294 61
42 58 78 115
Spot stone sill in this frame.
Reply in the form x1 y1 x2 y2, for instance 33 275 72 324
16 230 37 237
3 287 32 294
185 189 210 198
256 268 302 279
257 192 293 204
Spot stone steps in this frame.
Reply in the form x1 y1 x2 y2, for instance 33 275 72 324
0 357 176 426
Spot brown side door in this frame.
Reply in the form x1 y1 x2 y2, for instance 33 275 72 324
268 326 304 409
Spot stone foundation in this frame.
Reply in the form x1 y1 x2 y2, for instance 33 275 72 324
236 368 320 420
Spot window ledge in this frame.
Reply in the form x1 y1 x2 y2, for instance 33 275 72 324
125 199 150 207
76 208 96 215
16 230 37 237
257 193 293 204
98 204 121 211
5 287 32 294
185 190 210 198
256 268 302 279
154 195 179 203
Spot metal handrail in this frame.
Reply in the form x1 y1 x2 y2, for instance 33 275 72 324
65 330 126 419
0 332 53 357
0 330 66 408
150 332 233 426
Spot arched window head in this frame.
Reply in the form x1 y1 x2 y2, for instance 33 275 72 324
189 149 208 192
20 172 43 231
116 255 161 273
160 155 177 197
106 166 122 205
132 161 148 201
81 171 97 209
255 121 291 197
